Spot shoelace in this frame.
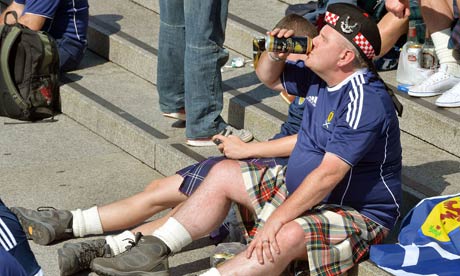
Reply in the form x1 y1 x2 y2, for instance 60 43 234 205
77 241 107 269
36 206 57 211
123 232 143 251
420 71 450 86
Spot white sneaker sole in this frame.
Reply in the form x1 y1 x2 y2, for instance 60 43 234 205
435 101 460 107
408 91 443 98
186 139 216 147
163 112 186 121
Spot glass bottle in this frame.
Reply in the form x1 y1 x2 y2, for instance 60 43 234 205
406 20 422 68
421 37 439 70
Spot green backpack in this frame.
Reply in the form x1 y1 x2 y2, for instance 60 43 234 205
0 11 60 121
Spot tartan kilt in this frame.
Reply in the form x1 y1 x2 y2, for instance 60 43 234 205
177 156 283 196
236 162 389 276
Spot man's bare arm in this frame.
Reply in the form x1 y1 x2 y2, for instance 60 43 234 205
0 2 46 31
385 0 411 19
255 28 295 92
0 2 24 24
245 152 351 261
270 152 351 223
214 134 297 160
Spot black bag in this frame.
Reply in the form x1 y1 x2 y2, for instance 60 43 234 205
0 11 60 121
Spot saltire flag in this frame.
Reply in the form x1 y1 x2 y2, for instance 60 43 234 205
370 193 460 276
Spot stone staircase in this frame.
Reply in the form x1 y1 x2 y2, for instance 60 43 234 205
3 0 459 274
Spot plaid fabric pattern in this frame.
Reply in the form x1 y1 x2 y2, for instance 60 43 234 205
177 156 281 196
353 32 375 59
449 0 460 50
294 206 388 276
236 163 388 276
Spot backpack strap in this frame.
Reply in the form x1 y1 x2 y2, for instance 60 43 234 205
0 26 29 112
4 11 19 26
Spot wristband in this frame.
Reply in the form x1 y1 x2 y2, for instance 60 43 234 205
268 52 286 62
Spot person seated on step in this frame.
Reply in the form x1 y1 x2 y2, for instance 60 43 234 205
387 0 460 108
0 0 89 72
0 198 42 276
10 14 319 276
83 4 403 276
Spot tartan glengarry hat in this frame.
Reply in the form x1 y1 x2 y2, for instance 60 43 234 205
324 3 381 60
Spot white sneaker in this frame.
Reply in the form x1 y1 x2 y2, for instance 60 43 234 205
435 81 460 107
224 126 253 143
408 64 460 97
186 126 253 147
163 109 186 121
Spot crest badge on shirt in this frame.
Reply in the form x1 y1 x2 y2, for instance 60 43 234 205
322 111 335 129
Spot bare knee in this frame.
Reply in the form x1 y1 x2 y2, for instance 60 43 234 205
144 179 162 193
206 160 242 186
276 221 307 258
206 160 247 197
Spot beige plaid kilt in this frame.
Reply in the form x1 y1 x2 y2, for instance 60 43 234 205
235 162 389 276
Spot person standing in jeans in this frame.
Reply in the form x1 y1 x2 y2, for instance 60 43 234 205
157 0 253 147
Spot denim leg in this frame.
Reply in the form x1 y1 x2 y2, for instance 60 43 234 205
184 0 229 139
157 0 186 113
56 37 87 73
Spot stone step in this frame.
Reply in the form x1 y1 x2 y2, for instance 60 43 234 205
1 0 459 273
60 51 460 276
86 0 460 157
62 51 460 220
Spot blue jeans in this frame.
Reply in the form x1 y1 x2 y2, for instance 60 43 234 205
157 0 229 139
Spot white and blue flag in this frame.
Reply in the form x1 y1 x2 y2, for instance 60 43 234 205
370 194 460 276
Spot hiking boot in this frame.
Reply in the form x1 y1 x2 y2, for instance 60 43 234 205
186 125 253 147
10 206 73 245
58 239 112 276
408 64 460 97
91 233 170 276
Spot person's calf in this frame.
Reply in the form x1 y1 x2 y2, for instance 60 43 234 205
216 221 307 276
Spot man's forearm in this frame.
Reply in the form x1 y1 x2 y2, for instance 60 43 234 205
269 152 351 224
249 134 297 159
255 51 286 92
0 2 24 25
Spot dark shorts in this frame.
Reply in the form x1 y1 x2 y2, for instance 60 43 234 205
56 36 87 72
236 163 388 276
0 200 42 276
0 246 27 276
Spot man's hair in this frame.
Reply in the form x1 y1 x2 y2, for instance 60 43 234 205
273 14 318 37
341 37 369 69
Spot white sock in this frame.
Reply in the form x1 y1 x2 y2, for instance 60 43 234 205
431 28 460 77
71 206 103 237
200 268 221 276
105 230 135 256
152 217 192 253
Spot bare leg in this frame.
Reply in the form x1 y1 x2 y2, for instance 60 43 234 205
420 0 454 34
377 12 408 57
131 203 184 235
173 160 254 240
218 221 307 276
98 174 187 232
